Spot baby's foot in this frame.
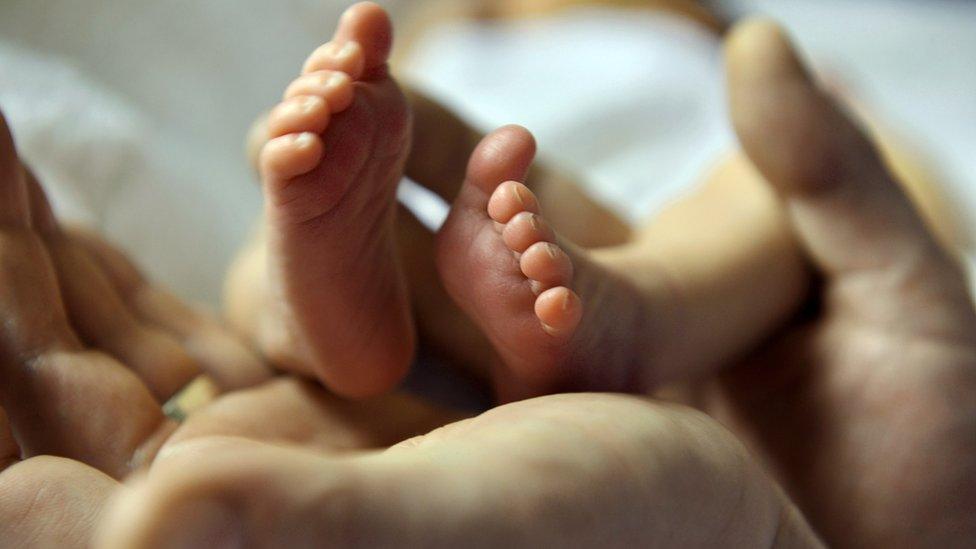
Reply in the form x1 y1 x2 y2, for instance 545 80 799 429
259 2 413 397
437 126 665 400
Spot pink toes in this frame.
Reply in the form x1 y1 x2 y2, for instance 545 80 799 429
284 71 354 113
267 96 330 138
488 181 540 222
503 212 555 253
301 41 366 80
330 1 394 73
300 2 393 79
260 133 323 181
520 242 573 288
535 287 583 336
487 179 582 337
260 2 395 197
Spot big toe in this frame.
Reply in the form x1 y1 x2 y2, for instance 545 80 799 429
302 1 393 79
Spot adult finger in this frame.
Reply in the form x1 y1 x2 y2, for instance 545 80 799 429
0 110 172 478
66 227 272 390
22 173 201 400
97 394 823 548
726 19 947 276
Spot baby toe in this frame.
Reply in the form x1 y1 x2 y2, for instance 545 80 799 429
503 212 555 253
284 71 355 113
260 133 324 181
535 287 583 337
267 96 330 138
301 41 365 80
520 241 573 288
487 181 539 223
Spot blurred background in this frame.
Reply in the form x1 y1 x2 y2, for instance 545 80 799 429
0 0 973 305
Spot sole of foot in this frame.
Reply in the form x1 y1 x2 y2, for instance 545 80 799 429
258 2 414 398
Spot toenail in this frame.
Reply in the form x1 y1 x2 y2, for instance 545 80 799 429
546 243 560 259
529 214 542 231
338 41 359 58
319 42 340 57
299 96 323 113
293 133 316 149
322 41 358 60
562 291 573 310
512 184 526 206
327 72 348 87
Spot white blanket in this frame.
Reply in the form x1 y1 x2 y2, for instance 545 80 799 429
1 0 974 305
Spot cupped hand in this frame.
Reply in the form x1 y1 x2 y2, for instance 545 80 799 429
0 110 286 545
0 131 820 549
711 20 976 547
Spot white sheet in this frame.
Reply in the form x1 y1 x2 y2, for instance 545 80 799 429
1 0 974 305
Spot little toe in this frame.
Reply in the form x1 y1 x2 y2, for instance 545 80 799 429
284 71 355 113
488 181 540 223
267 96 330 139
535 287 583 337
520 241 573 288
503 212 555 253
260 133 324 182
301 41 366 81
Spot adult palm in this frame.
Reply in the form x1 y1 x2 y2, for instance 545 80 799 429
713 21 976 547
0 110 452 545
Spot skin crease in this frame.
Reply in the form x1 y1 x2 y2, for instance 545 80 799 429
1 3 973 549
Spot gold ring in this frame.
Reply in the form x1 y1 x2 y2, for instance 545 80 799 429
162 375 220 422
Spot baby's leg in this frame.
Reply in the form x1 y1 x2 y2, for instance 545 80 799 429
436 126 809 400
403 88 634 248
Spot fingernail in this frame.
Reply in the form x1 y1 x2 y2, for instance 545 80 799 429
546 243 559 259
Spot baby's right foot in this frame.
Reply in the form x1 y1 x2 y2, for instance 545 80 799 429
257 2 413 397
437 126 673 400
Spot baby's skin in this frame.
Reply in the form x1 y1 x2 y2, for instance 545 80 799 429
250 2 414 397
232 2 807 401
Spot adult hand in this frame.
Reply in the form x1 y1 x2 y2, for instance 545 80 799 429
5 108 811 549
710 20 976 547
0 121 820 549
96 15 976 548
0 110 367 545
97 391 823 548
